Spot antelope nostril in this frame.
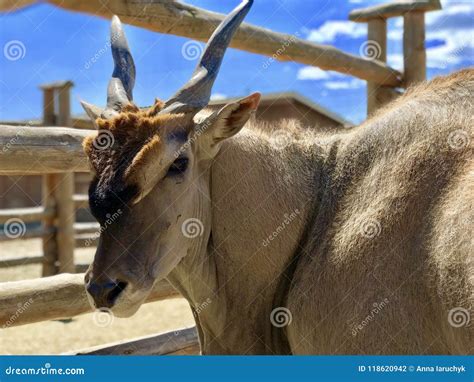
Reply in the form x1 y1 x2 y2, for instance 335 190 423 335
106 281 128 305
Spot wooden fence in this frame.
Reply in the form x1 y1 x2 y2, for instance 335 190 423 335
0 0 442 355
0 273 199 355
0 82 96 276
0 83 200 355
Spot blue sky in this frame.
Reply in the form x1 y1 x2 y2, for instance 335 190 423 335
0 0 472 124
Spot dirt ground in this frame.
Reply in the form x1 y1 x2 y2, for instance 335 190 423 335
0 239 195 355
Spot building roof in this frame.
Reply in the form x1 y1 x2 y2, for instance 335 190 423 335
209 91 351 126
0 91 351 129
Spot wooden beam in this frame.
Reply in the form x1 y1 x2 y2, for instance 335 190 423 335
0 0 401 86
0 125 92 175
0 255 88 272
0 225 53 241
403 11 426 86
74 222 99 235
67 327 199 355
75 233 98 248
42 174 59 276
0 0 34 11
73 194 89 210
0 254 44 268
366 18 389 116
55 172 75 273
0 206 53 225
349 0 441 22
0 273 179 328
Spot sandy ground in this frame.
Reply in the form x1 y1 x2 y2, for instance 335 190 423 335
0 239 195 355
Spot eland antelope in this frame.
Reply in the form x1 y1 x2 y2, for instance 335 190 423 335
82 0 473 354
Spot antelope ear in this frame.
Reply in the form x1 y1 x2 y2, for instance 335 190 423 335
81 101 104 128
197 92 260 156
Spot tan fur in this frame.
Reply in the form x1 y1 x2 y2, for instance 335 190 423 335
85 69 473 354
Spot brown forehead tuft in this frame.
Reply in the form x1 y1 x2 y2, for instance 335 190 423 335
83 99 192 202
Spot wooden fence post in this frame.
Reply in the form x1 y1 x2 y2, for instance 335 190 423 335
39 81 76 274
366 18 389 116
403 11 426 87
349 0 442 116
55 83 76 273
41 88 58 276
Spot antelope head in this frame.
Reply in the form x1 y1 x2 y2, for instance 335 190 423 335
82 0 260 316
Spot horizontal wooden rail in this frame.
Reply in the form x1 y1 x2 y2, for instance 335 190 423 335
349 0 441 22
0 125 93 175
0 223 99 241
73 194 89 209
0 225 53 241
76 233 98 248
0 0 401 86
0 206 53 225
66 327 199 355
0 254 90 272
0 254 44 267
74 222 99 235
0 273 179 327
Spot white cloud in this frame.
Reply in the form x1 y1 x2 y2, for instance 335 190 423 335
297 67 330 80
307 21 366 43
387 53 403 71
324 78 364 90
297 67 347 81
296 66 365 89
386 2 474 69
210 93 227 101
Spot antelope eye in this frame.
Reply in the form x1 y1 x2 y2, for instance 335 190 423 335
167 157 189 176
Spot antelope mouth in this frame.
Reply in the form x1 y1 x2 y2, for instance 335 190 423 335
107 281 128 306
